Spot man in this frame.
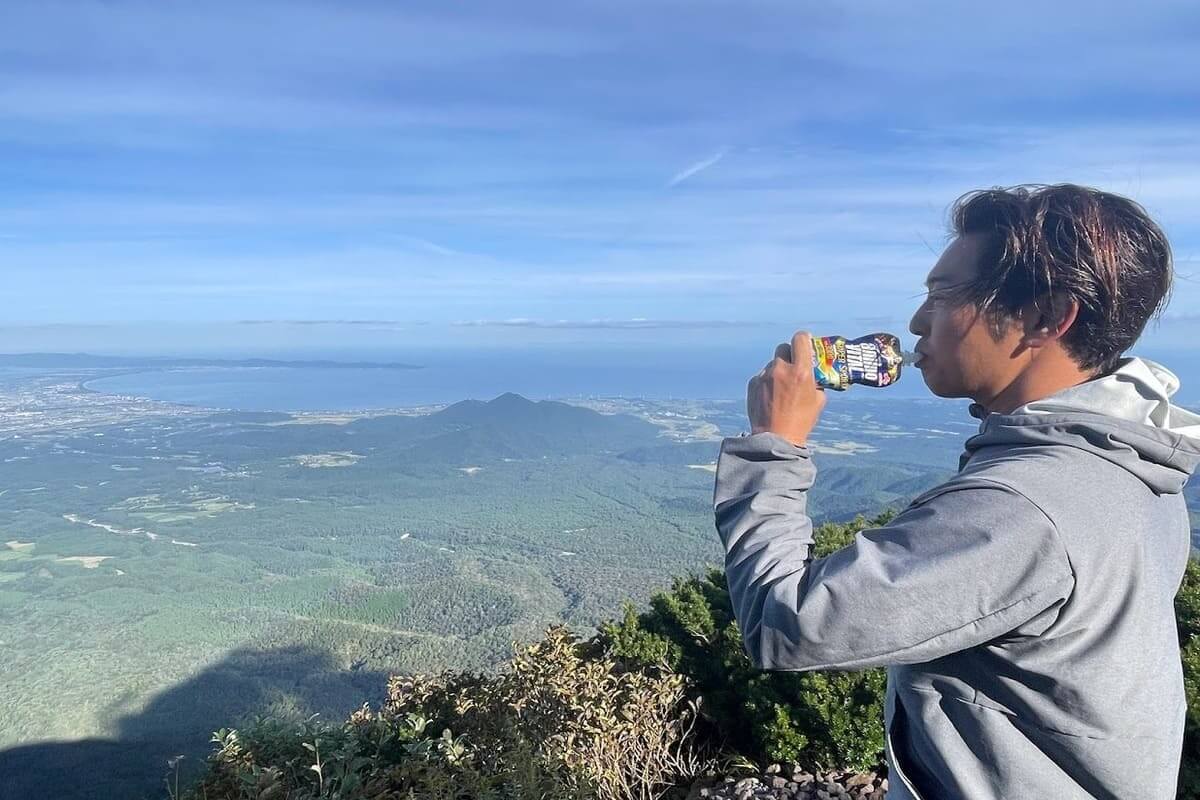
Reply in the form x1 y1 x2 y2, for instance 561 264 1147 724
713 184 1200 799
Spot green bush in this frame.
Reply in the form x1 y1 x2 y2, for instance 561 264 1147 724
1177 556 1200 799
184 626 721 800
592 511 894 773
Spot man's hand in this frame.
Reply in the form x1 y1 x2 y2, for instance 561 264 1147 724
747 330 827 447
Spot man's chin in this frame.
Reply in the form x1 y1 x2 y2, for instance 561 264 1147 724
918 370 962 399
926 382 971 400
917 368 940 395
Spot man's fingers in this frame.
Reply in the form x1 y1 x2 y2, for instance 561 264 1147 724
792 331 814 383
774 342 792 362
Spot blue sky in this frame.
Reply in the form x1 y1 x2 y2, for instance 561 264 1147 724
2 0 1199 355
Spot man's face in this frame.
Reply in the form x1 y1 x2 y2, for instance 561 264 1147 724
908 234 1022 402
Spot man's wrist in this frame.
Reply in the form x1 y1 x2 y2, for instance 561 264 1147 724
750 427 808 447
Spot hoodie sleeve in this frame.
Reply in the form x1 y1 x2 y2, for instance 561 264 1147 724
714 431 1075 671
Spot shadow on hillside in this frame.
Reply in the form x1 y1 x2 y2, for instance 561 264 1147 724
0 645 388 800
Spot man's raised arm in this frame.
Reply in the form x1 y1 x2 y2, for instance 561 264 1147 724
714 431 1075 671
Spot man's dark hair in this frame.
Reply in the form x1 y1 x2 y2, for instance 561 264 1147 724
948 183 1173 374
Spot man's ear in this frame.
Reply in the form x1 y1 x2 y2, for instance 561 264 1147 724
1020 295 1080 348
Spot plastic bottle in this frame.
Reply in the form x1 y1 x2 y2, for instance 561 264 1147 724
810 333 914 390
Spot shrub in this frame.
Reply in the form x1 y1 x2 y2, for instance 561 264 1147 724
186 626 721 800
1177 556 1200 798
592 511 894 773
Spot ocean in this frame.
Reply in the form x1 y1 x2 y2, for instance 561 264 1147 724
76 345 939 412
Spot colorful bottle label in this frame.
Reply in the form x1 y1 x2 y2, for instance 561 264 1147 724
811 333 904 390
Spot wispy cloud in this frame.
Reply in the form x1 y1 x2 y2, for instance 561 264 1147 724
667 148 729 187
451 318 769 330
237 319 415 326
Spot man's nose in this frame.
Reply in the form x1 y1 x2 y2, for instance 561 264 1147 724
908 303 929 338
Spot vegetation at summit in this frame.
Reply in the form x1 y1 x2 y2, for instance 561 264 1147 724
187 627 720 800
1176 550 1200 798
594 510 896 773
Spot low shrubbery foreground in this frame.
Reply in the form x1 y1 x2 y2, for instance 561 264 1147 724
182 510 1200 799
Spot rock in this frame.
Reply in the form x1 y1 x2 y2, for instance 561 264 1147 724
695 763 895 800
687 777 727 800
734 777 762 800
846 773 874 789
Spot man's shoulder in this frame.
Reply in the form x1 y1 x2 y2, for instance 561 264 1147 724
905 466 1061 533
958 442 1111 491
934 446 1146 529
909 469 1034 508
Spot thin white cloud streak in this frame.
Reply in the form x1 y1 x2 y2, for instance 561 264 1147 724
450 318 768 329
236 319 407 326
667 148 728 187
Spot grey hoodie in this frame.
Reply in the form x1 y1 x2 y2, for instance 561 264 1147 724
713 357 1200 799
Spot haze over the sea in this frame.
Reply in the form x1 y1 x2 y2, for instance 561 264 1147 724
37 338 1200 413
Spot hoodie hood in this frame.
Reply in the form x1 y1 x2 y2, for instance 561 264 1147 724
961 357 1200 494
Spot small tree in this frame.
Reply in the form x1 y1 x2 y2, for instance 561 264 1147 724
592 511 896 772
1176 556 1200 798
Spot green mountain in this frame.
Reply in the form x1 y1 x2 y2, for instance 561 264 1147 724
349 393 663 468
406 392 661 458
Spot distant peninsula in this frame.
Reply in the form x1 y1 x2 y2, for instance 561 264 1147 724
0 353 424 370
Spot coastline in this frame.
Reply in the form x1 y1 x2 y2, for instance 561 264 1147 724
76 368 445 419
